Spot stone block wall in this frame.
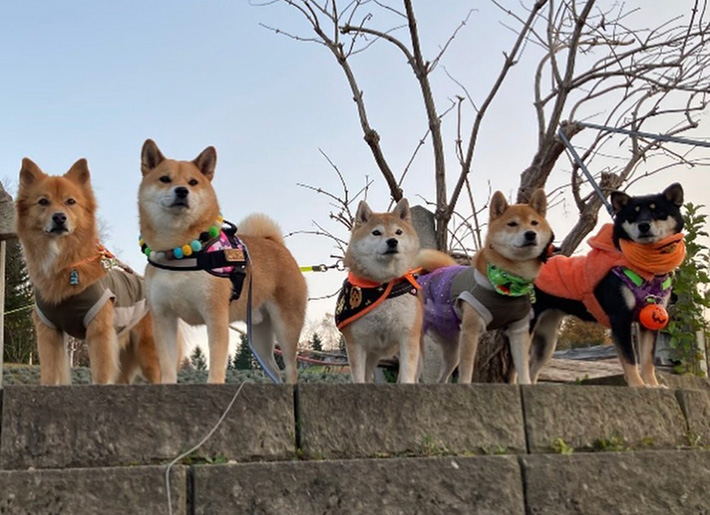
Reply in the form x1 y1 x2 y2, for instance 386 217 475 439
0 382 708 514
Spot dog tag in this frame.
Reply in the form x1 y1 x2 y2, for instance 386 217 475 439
69 269 79 285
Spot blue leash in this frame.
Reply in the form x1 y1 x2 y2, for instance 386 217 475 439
245 274 282 384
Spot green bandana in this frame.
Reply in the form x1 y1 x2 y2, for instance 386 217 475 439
486 263 535 301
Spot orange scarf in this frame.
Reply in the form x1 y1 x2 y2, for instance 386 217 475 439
347 269 422 290
618 233 686 275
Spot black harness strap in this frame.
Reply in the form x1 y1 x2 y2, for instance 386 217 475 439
147 221 249 301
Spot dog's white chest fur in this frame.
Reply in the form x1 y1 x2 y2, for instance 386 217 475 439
349 293 419 352
147 269 216 325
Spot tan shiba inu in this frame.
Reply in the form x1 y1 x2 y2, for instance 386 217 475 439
417 190 552 384
15 158 162 385
138 139 307 384
335 199 422 383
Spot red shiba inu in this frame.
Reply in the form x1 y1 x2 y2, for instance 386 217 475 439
335 199 422 383
15 158 162 384
138 140 307 384
417 189 553 384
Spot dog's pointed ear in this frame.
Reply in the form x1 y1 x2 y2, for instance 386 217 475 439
19 158 45 189
141 139 165 176
392 198 411 221
528 188 547 216
64 158 91 186
354 200 373 227
489 191 509 220
610 190 630 214
192 146 217 181
662 183 684 207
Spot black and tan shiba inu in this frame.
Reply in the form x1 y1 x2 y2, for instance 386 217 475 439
531 183 686 387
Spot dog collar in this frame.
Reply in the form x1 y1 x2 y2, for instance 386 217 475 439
486 263 535 300
139 215 224 261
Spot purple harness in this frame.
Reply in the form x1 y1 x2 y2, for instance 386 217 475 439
418 266 468 339
611 266 673 320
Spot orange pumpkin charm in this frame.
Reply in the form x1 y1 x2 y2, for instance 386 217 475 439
639 303 669 330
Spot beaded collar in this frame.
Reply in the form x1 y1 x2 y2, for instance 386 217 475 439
139 215 224 261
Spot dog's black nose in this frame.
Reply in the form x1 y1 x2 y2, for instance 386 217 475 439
52 212 67 225
175 186 189 199
638 222 651 234
386 238 398 249
524 230 537 242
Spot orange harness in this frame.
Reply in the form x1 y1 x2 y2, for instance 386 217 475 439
335 269 421 330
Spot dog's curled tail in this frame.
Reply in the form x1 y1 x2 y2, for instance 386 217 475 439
416 249 457 272
237 213 285 246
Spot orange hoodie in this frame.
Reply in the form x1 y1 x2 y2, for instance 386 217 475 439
535 224 685 327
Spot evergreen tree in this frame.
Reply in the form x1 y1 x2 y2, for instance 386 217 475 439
233 334 254 370
310 332 323 353
226 352 235 370
190 345 208 371
3 240 36 364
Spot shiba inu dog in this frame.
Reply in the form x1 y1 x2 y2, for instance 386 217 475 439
531 183 686 387
15 158 161 385
335 199 422 383
138 139 307 384
417 189 552 384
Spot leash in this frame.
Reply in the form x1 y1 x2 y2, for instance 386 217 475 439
558 121 709 217
299 259 344 273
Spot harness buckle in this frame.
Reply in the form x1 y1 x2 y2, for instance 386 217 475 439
230 268 247 301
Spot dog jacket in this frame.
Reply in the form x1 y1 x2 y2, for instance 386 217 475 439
418 265 532 339
535 224 685 327
35 269 148 340
335 271 420 330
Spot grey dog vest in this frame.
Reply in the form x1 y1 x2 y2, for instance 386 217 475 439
450 267 532 331
35 269 148 340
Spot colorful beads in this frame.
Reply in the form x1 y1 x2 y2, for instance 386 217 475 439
139 214 223 261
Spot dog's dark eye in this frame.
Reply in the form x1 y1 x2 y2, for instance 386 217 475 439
159 175 171 183
372 230 382 236
38 198 49 206
188 179 198 186
531 220 539 226
507 221 518 227
395 229 403 235
66 198 76 206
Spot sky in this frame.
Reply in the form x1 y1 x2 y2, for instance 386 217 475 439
2 1 708 355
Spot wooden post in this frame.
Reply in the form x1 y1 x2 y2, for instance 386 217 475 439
0 240 5 388
0 181 17 390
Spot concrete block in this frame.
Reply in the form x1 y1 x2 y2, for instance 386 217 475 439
522 451 710 515
677 388 710 446
193 455 525 515
0 182 15 240
298 384 526 458
411 205 436 249
0 465 186 514
0 384 294 469
522 385 687 453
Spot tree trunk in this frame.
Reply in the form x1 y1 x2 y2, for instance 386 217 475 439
472 331 513 383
